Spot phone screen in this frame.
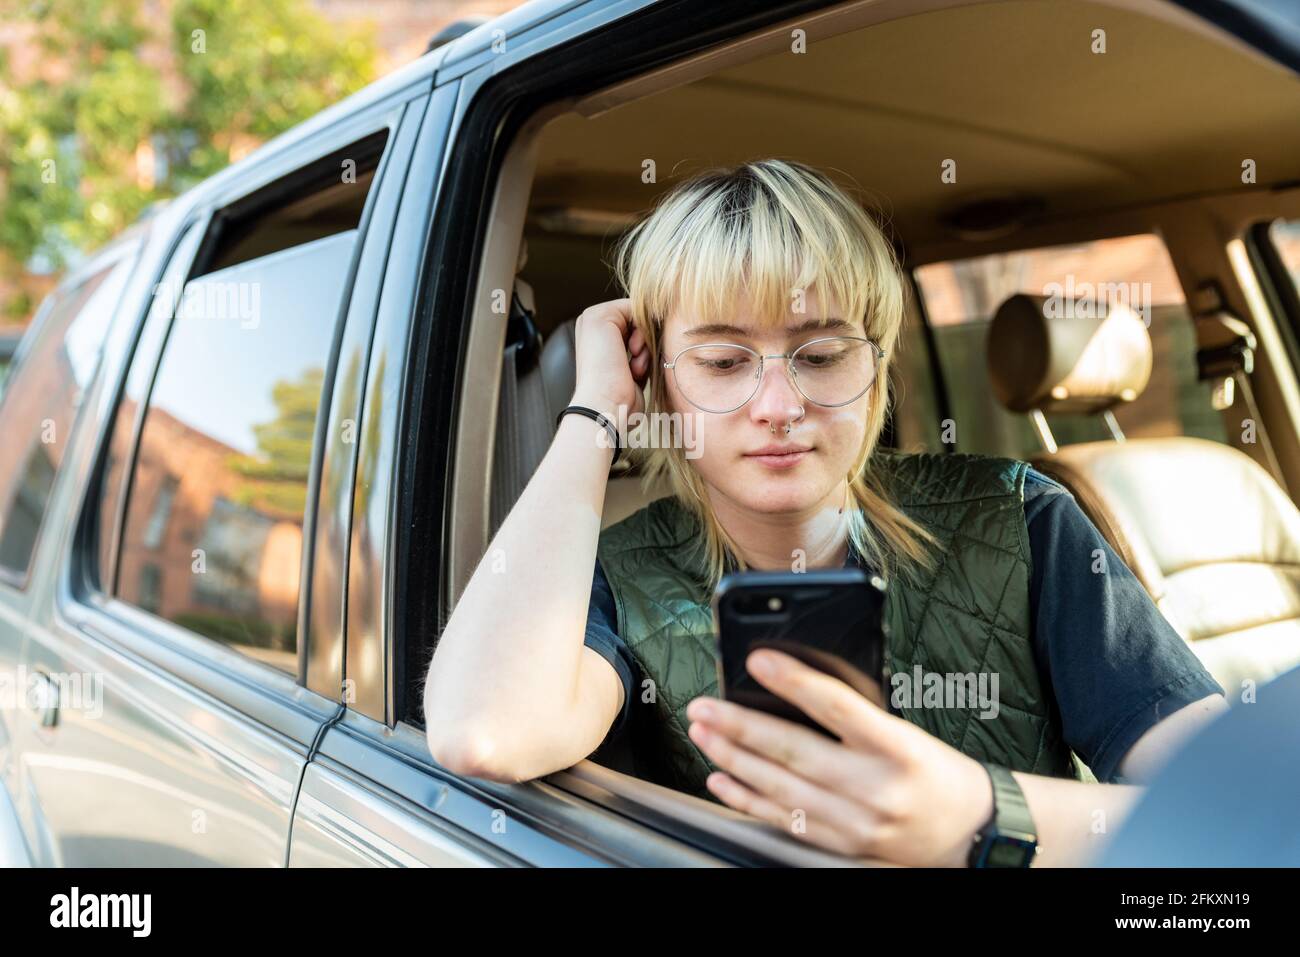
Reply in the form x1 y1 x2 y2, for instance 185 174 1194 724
712 568 889 737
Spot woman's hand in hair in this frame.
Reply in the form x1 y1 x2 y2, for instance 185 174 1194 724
570 298 650 422
684 649 995 867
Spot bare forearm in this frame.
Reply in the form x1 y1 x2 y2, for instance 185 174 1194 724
1014 773 1143 867
1000 697 1225 867
424 408 614 749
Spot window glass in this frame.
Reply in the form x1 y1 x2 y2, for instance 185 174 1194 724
1267 218 1300 298
96 221 206 593
911 234 1224 458
115 233 356 673
0 257 135 583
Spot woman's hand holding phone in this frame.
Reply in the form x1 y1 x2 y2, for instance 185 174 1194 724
686 647 995 868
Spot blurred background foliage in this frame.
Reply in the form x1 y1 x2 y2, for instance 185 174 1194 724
0 0 380 320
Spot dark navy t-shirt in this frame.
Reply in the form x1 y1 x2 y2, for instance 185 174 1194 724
582 468 1225 784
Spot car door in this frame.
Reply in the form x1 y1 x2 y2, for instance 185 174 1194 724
8 88 426 866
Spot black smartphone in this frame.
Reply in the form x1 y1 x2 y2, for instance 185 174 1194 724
712 567 890 738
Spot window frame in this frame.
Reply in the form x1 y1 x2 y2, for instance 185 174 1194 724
59 95 422 713
95 215 210 602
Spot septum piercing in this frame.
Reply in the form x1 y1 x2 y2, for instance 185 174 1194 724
770 407 804 435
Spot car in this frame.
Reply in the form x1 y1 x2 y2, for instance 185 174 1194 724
1 0 1299 868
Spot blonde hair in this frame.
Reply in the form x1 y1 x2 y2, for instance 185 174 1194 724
609 158 936 588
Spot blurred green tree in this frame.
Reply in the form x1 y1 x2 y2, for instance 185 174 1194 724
228 366 325 518
0 0 377 319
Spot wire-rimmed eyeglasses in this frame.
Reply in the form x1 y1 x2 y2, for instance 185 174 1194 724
662 336 885 414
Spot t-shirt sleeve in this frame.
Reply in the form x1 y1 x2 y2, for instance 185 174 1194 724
583 557 637 742
1022 468 1225 783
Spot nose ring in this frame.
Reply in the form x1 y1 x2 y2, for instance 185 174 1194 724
769 405 804 435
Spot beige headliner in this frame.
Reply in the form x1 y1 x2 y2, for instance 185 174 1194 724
529 0 1300 250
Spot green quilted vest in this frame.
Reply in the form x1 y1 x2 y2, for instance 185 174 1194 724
595 450 1091 803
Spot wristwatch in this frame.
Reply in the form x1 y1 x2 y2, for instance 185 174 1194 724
967 762 1038 868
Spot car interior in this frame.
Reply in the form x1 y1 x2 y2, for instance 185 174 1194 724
429 0 1300 855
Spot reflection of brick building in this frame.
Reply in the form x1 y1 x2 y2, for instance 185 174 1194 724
115 406 303 669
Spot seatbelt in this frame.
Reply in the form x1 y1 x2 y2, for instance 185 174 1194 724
1227 369 1286 486
1197 309 1288 488
490 342 524 541
488 289 550 540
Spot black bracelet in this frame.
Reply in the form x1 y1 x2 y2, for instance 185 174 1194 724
556 405 621 466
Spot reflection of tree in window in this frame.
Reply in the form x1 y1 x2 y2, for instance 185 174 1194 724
227 367 322 516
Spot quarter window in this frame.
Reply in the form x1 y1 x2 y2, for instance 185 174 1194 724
1266 218 1300 298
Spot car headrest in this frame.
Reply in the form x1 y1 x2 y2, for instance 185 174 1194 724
986 293 1153 415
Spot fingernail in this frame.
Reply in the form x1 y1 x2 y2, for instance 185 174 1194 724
690 700 714 721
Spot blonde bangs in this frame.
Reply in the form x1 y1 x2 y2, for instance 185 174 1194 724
615 162 902 352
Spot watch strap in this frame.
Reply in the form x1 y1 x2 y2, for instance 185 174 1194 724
968 762 1038 868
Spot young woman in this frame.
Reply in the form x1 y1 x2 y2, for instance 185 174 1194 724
423 159 1227 867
